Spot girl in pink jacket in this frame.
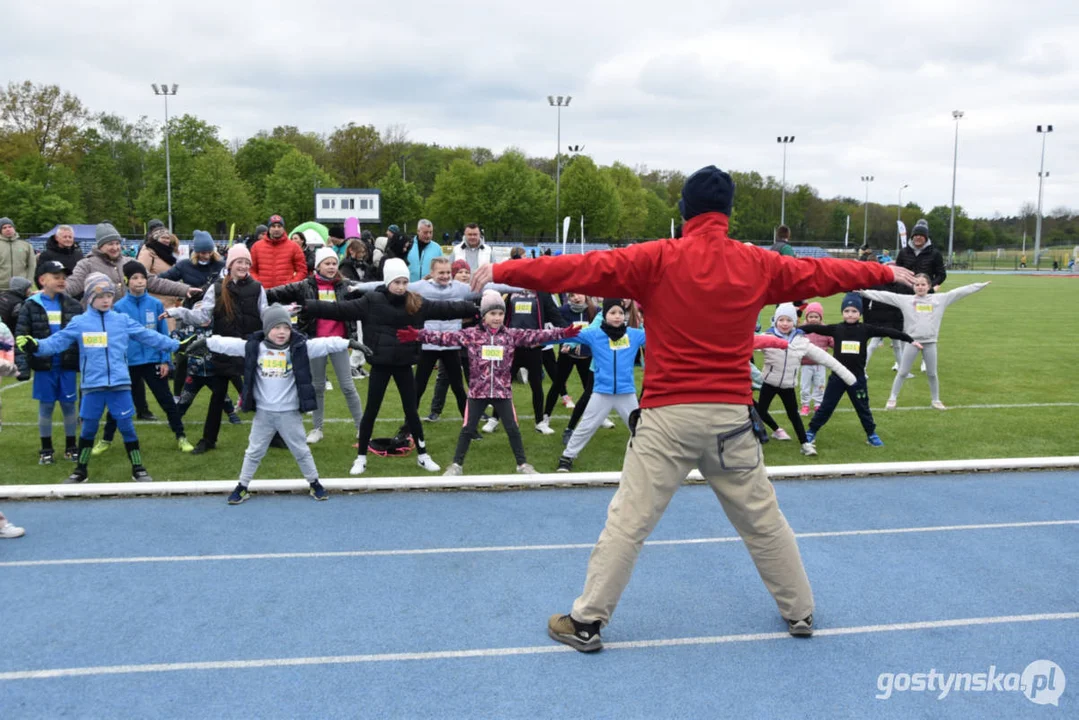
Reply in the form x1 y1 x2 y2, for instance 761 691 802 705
798 302 833 416
398 290 579 476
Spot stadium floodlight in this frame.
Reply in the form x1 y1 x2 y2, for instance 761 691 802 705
548 95 573 245
151 83 180 233
897 184 909 253
777 136 794 225
861 176 875 246
1034 124 1054 265
947 111 964 263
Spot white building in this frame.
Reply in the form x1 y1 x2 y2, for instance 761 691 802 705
314 188 381 224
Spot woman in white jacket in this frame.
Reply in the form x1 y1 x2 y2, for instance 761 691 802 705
756 303 856 456
859 276 988 410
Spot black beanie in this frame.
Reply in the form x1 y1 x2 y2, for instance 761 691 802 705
678 165 736 221
124 261 148 281
602 298 624 318
255 224 268 238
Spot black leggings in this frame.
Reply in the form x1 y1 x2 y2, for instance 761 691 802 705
544 354 593 419
454 398 526 466
173 354 188 397
357 365 425 457
201 374 242 446
510 347 546 419
755 383 807 444
415 350 466 417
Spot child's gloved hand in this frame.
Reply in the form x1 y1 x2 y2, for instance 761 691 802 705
15 335 38 354
562 325 582 339
348 340 373 356
179 336 208 356
396 327 421 343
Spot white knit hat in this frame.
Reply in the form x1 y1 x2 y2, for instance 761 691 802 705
382 258 409 285
480 290 505 317
314 247 338 272
773 302 798 324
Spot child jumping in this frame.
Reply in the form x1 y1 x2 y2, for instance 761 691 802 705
397 290 580 475
800 293 918 448
186 304 365 504
17 273 182 482
14 261 83 464
859 277 989 410
756 303 855 456
798 302 833 416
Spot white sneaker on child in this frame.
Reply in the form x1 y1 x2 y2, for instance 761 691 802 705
772 428 791 441
885 398 897 410
349 456 367 475
443 463 463 476
325 381 333 391
920 361 927 372
800 442 817 457
931 400 947 410
417 454 441 472
0 523 26 539
306 429 323 444
601 418 616 429
482 418 499 434
535 417 555 435
516 463 538 474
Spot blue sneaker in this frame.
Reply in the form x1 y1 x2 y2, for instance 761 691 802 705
227 484 249 505
805 430 816 444
309 480 329 501
866 433 884 447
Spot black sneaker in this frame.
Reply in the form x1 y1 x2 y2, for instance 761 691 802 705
470 430 484 441
556 455 574 473
191 440 215 455
561 427 573 446
228 412 242 425
65 467 88 484
131 466 153 482
227 484 249 505
136 410 158 422
64 447 79 462
423 412 440 423
787 614 814 637
547 614 602 653
39 449 55 465
309 480 329 501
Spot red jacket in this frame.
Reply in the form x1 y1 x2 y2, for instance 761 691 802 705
250 237 307 289
492 212 895 409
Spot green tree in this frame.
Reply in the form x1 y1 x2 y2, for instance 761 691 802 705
0 80 88 166
75 141 129 226
326 122 382 188
165 114 224 156
178 145 257 235
602 162 648 239
643 191 676 238
269 126 328 168
377 162 423 231
0 172 81 232
559 156 621 238
425 159 483 232
477 150 546 238
925 206 972 253
263 149 336 226
235 136 292 206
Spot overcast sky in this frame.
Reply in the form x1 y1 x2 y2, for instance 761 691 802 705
6 0 1078 220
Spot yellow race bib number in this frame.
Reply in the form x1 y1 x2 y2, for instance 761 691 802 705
915 303 933 313
82 332 108 348
481 345 505 362
47 310 62 325
259 354 289 377
318 290 336 302
840 340 860 354
608 335 631 350
514 302 532 314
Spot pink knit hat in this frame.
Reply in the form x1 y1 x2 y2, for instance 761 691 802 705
803 301 824 321
226 244 251 269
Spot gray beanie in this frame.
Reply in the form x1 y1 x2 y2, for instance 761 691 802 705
95 222 122 248
84 272 117 306
912 219 930 239
480 290 506 317
262 303 293 335
192 230 215 253
0 217 13 231
8 276 32 296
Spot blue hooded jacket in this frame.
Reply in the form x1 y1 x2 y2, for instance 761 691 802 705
34 307 179 390
563 326 646 395
113 291 170 366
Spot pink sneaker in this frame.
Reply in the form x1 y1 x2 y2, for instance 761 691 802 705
799 405 809 416
772 428 791 441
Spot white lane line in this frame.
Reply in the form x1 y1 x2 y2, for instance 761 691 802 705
1 401 1077 427
0 380 28 394
2 612 1076 681
3 519 1075 568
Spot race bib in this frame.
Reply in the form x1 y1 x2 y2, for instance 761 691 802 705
915 303 934 313
840 340 860 354
573 321 589 329
481 345 505 362
145 310 156 327
47 310 62 326
290 314 299 325
514 302 532 314
318 289 336 302
608 335 631 350
259 351 290 377
82 332 108 348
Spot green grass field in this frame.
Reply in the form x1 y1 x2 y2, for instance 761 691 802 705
1 274 1076 485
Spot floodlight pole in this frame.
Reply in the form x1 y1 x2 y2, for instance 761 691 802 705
152 83 179 232
948 110 963 263
861 175 874 246
777 136 794 225
1034 124 1053 266
548 95 571 245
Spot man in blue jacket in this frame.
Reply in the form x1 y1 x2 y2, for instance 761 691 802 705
91 262 195 457
407 219 444 282
18 272 183 483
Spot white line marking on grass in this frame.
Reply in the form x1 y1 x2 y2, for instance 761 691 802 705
3 520 1075 568
2 612 1077 681
0 380 28 394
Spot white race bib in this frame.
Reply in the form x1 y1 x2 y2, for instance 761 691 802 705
840 340 860 354
318 289 336 302
481 345 505 362
573 321 589 329
145 310 156 327
514 301 532 314
915 303 933 313
82 332 108 348
47 310 62 326
259 351 290 377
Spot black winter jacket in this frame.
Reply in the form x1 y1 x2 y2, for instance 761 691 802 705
158 257 226 290
14 292 82 374
35 235 84 279
266 274 359 338
240 331 316 413
862 281 906 330
505 290 566 330
305 286 475 367
896 243 947 288
0 288 27 332
338 256 375 283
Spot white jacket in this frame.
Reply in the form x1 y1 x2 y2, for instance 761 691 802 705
760 333 856 389
452 241 492 269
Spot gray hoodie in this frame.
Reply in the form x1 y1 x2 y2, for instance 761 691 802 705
859 283 988 343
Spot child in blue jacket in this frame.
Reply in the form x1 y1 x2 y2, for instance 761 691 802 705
93 262 194 456
18 273 182 483
556 298 646 472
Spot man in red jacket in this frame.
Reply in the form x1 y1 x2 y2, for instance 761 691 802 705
251 214 306 289
472 165 914 652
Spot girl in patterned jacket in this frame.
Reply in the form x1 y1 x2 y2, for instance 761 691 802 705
797 302 833 416
397 290 580 476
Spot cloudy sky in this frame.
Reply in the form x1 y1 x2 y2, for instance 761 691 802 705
6 0 1078 219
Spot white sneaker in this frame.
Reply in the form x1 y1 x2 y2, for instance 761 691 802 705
417 453 441 472
443 463 463 476
326 381 333 391
772 428 791 441
518 368 529 384
482 418 499 434
920 361 927 372
535 417 554 435
516 463 538 474
349 456 367 476
931 400 947 410
0 523 25 539
891 363 899 371
885 398 897 410
306 429 323 444
800 442 817 457
562 394 575 409
601 418 616 429
904 373 915 379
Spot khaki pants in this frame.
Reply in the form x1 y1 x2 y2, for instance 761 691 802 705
571 403 814 625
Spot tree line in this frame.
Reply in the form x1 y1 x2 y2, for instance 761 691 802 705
2 80 1076 250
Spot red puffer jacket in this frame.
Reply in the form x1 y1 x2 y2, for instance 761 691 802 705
250 237 307 289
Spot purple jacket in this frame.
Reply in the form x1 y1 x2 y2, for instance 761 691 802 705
417 325 570 399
